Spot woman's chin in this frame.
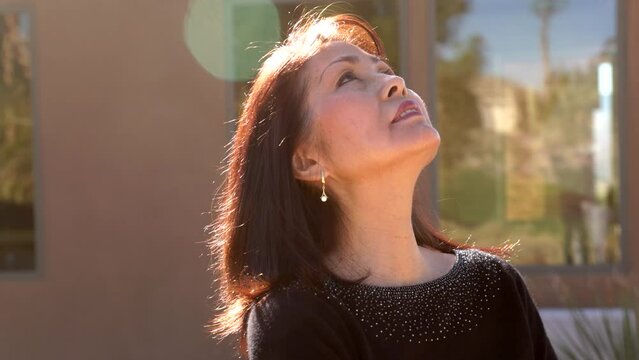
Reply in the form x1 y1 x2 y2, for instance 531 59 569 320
387 127 440 170
404 124 440 153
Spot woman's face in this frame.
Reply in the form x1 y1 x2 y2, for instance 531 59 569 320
295 41 440 184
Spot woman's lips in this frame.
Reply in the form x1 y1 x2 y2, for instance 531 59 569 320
391 100 422 124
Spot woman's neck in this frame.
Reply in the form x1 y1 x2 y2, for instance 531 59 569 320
325 171 433 286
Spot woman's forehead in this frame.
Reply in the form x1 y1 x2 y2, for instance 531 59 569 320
305 41 379 80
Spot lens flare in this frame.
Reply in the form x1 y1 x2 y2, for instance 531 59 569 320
184 0 281 81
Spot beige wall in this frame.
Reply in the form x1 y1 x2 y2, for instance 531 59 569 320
0 0 234 358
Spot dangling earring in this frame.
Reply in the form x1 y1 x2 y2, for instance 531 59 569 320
320 169 328 202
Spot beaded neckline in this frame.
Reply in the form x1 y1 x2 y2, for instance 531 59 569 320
316 248 502 344
325 248 463 294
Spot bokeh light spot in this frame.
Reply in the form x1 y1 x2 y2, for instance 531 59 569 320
184 0 281 81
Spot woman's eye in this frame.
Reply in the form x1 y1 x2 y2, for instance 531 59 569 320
337 71 356 87
383 68 394 75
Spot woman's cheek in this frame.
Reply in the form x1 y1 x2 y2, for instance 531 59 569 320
323 96 364 124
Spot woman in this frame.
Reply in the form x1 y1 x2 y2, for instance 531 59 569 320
207 11 557 360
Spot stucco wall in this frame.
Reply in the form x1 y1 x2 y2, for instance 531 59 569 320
0 0 234 358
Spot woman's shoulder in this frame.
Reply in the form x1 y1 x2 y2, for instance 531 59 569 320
455 249 557 358
247 280 356 358
250 279 340 320
458 247 536 301
457 247 526 283
458 246 516 268
247 279 351 335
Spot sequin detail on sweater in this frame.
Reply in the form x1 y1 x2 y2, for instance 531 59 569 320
318 249 503 344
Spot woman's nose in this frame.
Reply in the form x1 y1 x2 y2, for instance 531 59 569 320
380 75 407 99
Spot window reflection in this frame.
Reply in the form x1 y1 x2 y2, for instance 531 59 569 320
0 10 35 271
435 0 620 265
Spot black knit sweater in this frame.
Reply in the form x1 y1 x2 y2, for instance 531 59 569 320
246 248 558 359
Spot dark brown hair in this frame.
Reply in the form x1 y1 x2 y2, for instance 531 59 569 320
206 10 508 357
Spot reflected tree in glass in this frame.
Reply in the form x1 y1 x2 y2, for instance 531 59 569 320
436 0 620 266
0 11 35 271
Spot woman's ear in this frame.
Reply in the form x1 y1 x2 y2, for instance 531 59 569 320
291 148 322 182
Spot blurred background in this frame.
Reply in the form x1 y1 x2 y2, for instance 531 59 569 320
0 0 637 359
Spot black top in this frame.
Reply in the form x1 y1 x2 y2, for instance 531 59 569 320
246 248 558 359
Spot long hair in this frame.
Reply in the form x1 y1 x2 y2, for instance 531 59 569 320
206 11 508 357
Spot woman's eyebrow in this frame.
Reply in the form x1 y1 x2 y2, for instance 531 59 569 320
319 54 382 83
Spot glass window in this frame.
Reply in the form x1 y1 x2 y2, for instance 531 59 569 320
0 8 36 271
435 0 620 266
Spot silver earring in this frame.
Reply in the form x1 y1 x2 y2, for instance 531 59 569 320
320 169 328 202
